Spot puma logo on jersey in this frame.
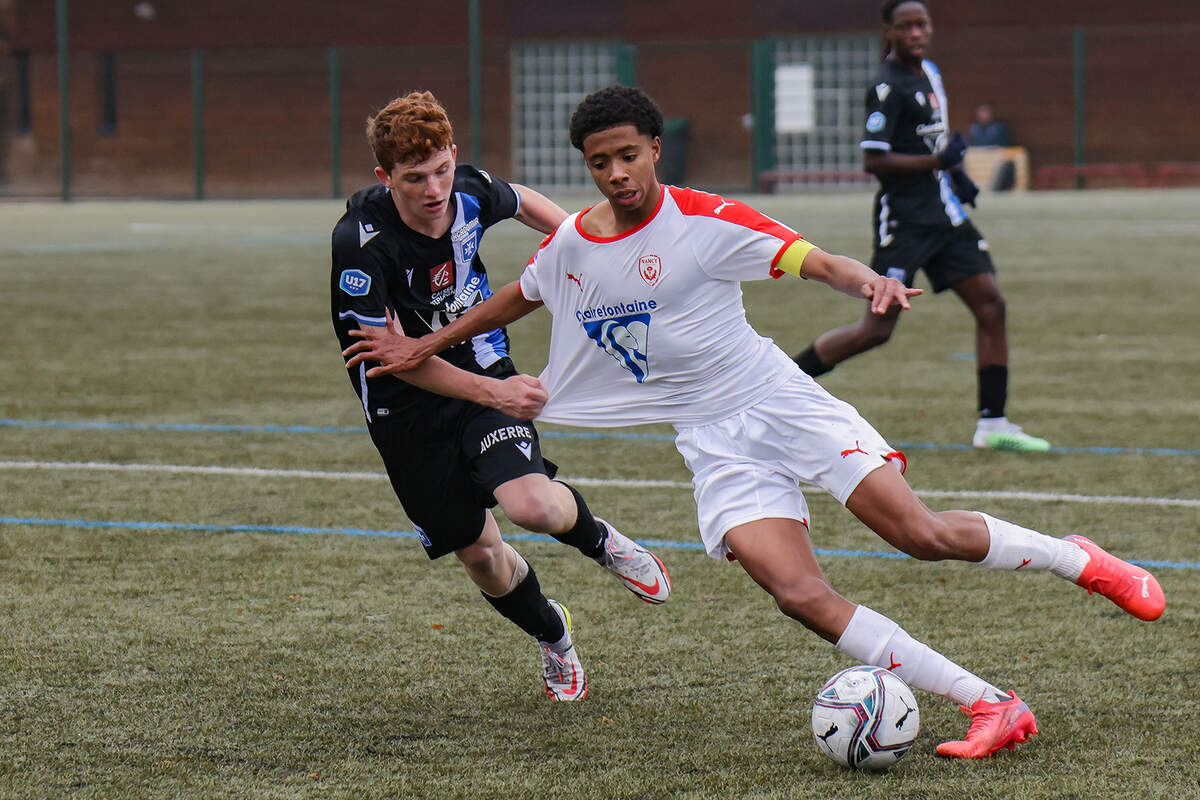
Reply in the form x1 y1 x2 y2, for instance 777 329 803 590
840 441 868 458
358 221 380 247
713 201 734 215
566 271 583 291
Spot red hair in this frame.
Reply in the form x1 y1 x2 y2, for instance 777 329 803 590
366 91 455 171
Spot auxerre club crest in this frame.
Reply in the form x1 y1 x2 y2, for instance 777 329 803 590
638 254 662 287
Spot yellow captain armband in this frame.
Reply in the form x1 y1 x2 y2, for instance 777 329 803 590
772 238 818 278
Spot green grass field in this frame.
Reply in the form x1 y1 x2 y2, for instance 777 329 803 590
1 189 1198 799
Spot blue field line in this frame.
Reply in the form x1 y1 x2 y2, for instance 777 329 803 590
3 516 1198 571
3 418 1199 455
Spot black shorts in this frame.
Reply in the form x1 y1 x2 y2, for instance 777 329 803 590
871 221 995 293
367 361 558 560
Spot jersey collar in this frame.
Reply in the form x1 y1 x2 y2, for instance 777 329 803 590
574 185 666 243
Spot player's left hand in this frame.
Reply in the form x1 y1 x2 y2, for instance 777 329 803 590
862 276 922 314
343 308 432 376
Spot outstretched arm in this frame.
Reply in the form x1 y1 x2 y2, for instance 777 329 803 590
780 242 922 314
343 281 543 376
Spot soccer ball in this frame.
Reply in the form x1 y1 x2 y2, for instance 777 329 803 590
811 665 920 770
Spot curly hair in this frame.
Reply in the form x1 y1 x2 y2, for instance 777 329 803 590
568 85 664 151
366 91 454 172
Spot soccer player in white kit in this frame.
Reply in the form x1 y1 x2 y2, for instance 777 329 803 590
344 86 1166 759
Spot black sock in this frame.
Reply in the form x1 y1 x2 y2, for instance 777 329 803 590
551 481 607 558
978 365 1008 419
480 566 565 643
793 344 833 378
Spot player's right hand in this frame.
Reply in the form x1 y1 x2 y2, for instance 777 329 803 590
488 374 547 420
948 167 979 207
937 131 968 170
343 308 432 376
862 275 922 315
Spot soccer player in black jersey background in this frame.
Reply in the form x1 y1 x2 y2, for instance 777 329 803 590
791 0 1051 452
330 91 671 701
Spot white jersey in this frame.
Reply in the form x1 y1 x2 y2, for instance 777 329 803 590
519 186 805 427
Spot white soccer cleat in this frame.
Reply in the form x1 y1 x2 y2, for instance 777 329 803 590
593 518 672 604
973 417 1051 452
540 600 587 701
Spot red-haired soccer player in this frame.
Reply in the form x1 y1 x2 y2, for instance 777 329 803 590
330 91 671 702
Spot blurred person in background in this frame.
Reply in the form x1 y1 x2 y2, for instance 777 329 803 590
790 0 1050 451
970 103 1018 191
330 91 671 703
968 103 1011 147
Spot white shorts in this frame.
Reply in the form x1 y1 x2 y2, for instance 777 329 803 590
673 371 902 561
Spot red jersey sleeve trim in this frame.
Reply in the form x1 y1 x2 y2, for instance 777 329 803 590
671 186 802 278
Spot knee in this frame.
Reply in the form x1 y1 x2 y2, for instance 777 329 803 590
895 514 960 561
457 539 504 575
975 292 1007 329
771 576 841 629
500 492 569 534
856 323 894 350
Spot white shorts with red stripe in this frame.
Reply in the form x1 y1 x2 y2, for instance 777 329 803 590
673 371 904 561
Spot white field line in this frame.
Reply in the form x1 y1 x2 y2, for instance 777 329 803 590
3 460 1199 509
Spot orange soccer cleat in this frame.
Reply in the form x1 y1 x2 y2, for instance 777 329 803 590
1064 535 1165 621
936 691 1038 759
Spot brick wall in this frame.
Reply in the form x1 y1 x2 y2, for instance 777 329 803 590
4 0 1197 197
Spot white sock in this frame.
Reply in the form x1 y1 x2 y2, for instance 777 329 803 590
836 605 1005 707
978 513 1088 579
545 628 572 654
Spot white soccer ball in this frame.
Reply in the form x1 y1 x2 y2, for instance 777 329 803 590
811 665 920 770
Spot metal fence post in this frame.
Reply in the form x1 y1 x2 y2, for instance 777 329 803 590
330 46 341 198
468 0 482 164
615 42 636 86
751 38 776 190
56 0 70 201
191 49 205 200
1072 26 1086 187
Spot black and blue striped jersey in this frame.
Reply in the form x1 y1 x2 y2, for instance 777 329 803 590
861 57 969 236
331 164 519 421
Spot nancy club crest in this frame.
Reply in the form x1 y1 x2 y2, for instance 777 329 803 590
638 254 662 287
